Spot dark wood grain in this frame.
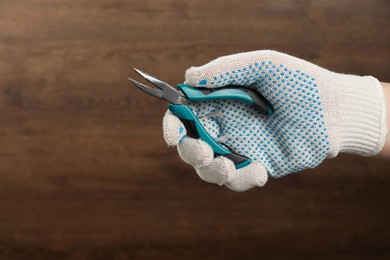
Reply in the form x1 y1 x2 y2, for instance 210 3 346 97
0 0 389 259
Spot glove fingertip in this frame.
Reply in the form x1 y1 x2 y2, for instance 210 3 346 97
225 162 268 192
195 156 236 185
162 110 186 146
184 66 204 87
177 138 214 168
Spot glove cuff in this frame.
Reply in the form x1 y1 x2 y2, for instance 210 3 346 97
331 75 387 156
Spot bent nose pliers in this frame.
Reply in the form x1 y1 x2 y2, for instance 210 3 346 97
128 68 273 169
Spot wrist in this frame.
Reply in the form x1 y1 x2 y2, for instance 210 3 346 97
379 82 390 157
329 74 387 157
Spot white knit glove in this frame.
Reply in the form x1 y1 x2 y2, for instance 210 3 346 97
163 50 387 191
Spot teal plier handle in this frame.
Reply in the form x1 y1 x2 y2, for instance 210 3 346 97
168 84 273 169
178 84 273 116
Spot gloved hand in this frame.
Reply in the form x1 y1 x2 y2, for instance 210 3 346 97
163 50 387 191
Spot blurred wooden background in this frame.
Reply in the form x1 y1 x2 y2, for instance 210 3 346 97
0 0 389 259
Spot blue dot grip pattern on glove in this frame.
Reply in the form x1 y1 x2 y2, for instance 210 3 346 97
189 61 330 177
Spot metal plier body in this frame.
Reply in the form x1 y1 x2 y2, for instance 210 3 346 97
129 69 273 169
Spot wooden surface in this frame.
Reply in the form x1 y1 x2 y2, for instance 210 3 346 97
0 0 389 259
